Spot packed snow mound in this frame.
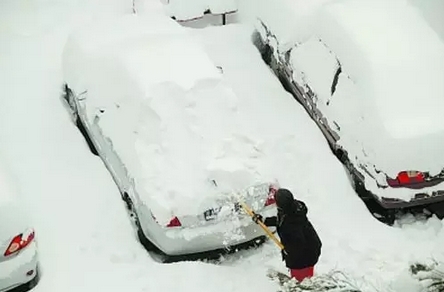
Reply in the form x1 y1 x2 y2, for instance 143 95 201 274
164 0 237 21
62 13 221 95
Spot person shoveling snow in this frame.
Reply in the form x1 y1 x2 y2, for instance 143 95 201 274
251 188 322 282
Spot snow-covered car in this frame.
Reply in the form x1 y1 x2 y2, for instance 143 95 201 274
252 0 444 221
60 15 277 260
134 0 237 23
0 168 40 292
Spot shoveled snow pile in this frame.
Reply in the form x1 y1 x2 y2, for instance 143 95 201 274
163 0 237 21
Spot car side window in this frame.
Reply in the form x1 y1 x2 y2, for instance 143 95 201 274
331 65 342 96
289 37 341 105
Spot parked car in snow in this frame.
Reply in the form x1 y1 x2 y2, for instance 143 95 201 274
252 0 444 222
60 15 277 261
0 167 40 291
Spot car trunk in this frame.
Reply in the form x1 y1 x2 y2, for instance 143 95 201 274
160 182 277 228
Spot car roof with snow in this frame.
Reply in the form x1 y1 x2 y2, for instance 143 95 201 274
62 14 221 95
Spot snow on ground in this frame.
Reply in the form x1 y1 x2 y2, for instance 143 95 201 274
0 1 444 292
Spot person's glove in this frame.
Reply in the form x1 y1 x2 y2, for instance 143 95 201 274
252 213 263 224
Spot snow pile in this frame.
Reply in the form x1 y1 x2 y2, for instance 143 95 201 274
164 0 237 21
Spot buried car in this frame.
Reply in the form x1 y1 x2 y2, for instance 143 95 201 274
0 167 39 292
252 0 444 222
60 15 277 260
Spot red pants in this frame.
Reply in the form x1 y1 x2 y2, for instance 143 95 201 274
290 266 314 282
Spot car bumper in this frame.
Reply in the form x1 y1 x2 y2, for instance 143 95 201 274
147 207 276 256
355 169 444 209
379 190 444 209
0 242 39 292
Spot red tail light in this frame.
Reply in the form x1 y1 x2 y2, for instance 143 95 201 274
387 171 425 187
265 185 278 206
166 216 182 227
4 230 35 257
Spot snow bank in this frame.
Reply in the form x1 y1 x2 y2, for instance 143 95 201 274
164 0 237 21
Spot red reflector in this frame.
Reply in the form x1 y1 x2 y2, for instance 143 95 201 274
398 171 424 184
265 185 278 206
166 217 182 227
387 171 425 187
4 230 35 257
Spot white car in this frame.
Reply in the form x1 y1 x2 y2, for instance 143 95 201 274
60 15 277 261
0 168 39 291
252 0 444 223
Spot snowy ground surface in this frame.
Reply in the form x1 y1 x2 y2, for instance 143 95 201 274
1 1 444 292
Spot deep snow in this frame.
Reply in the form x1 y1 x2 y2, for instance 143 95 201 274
0 1 444 292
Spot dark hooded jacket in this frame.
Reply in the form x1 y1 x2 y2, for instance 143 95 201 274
263 189 322 269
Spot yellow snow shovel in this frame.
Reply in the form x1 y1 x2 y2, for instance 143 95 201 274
239 201 286 253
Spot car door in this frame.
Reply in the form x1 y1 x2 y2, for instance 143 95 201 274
288 37 341 140
81 104 132 193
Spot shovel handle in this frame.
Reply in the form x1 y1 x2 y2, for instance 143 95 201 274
239 202 286 252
